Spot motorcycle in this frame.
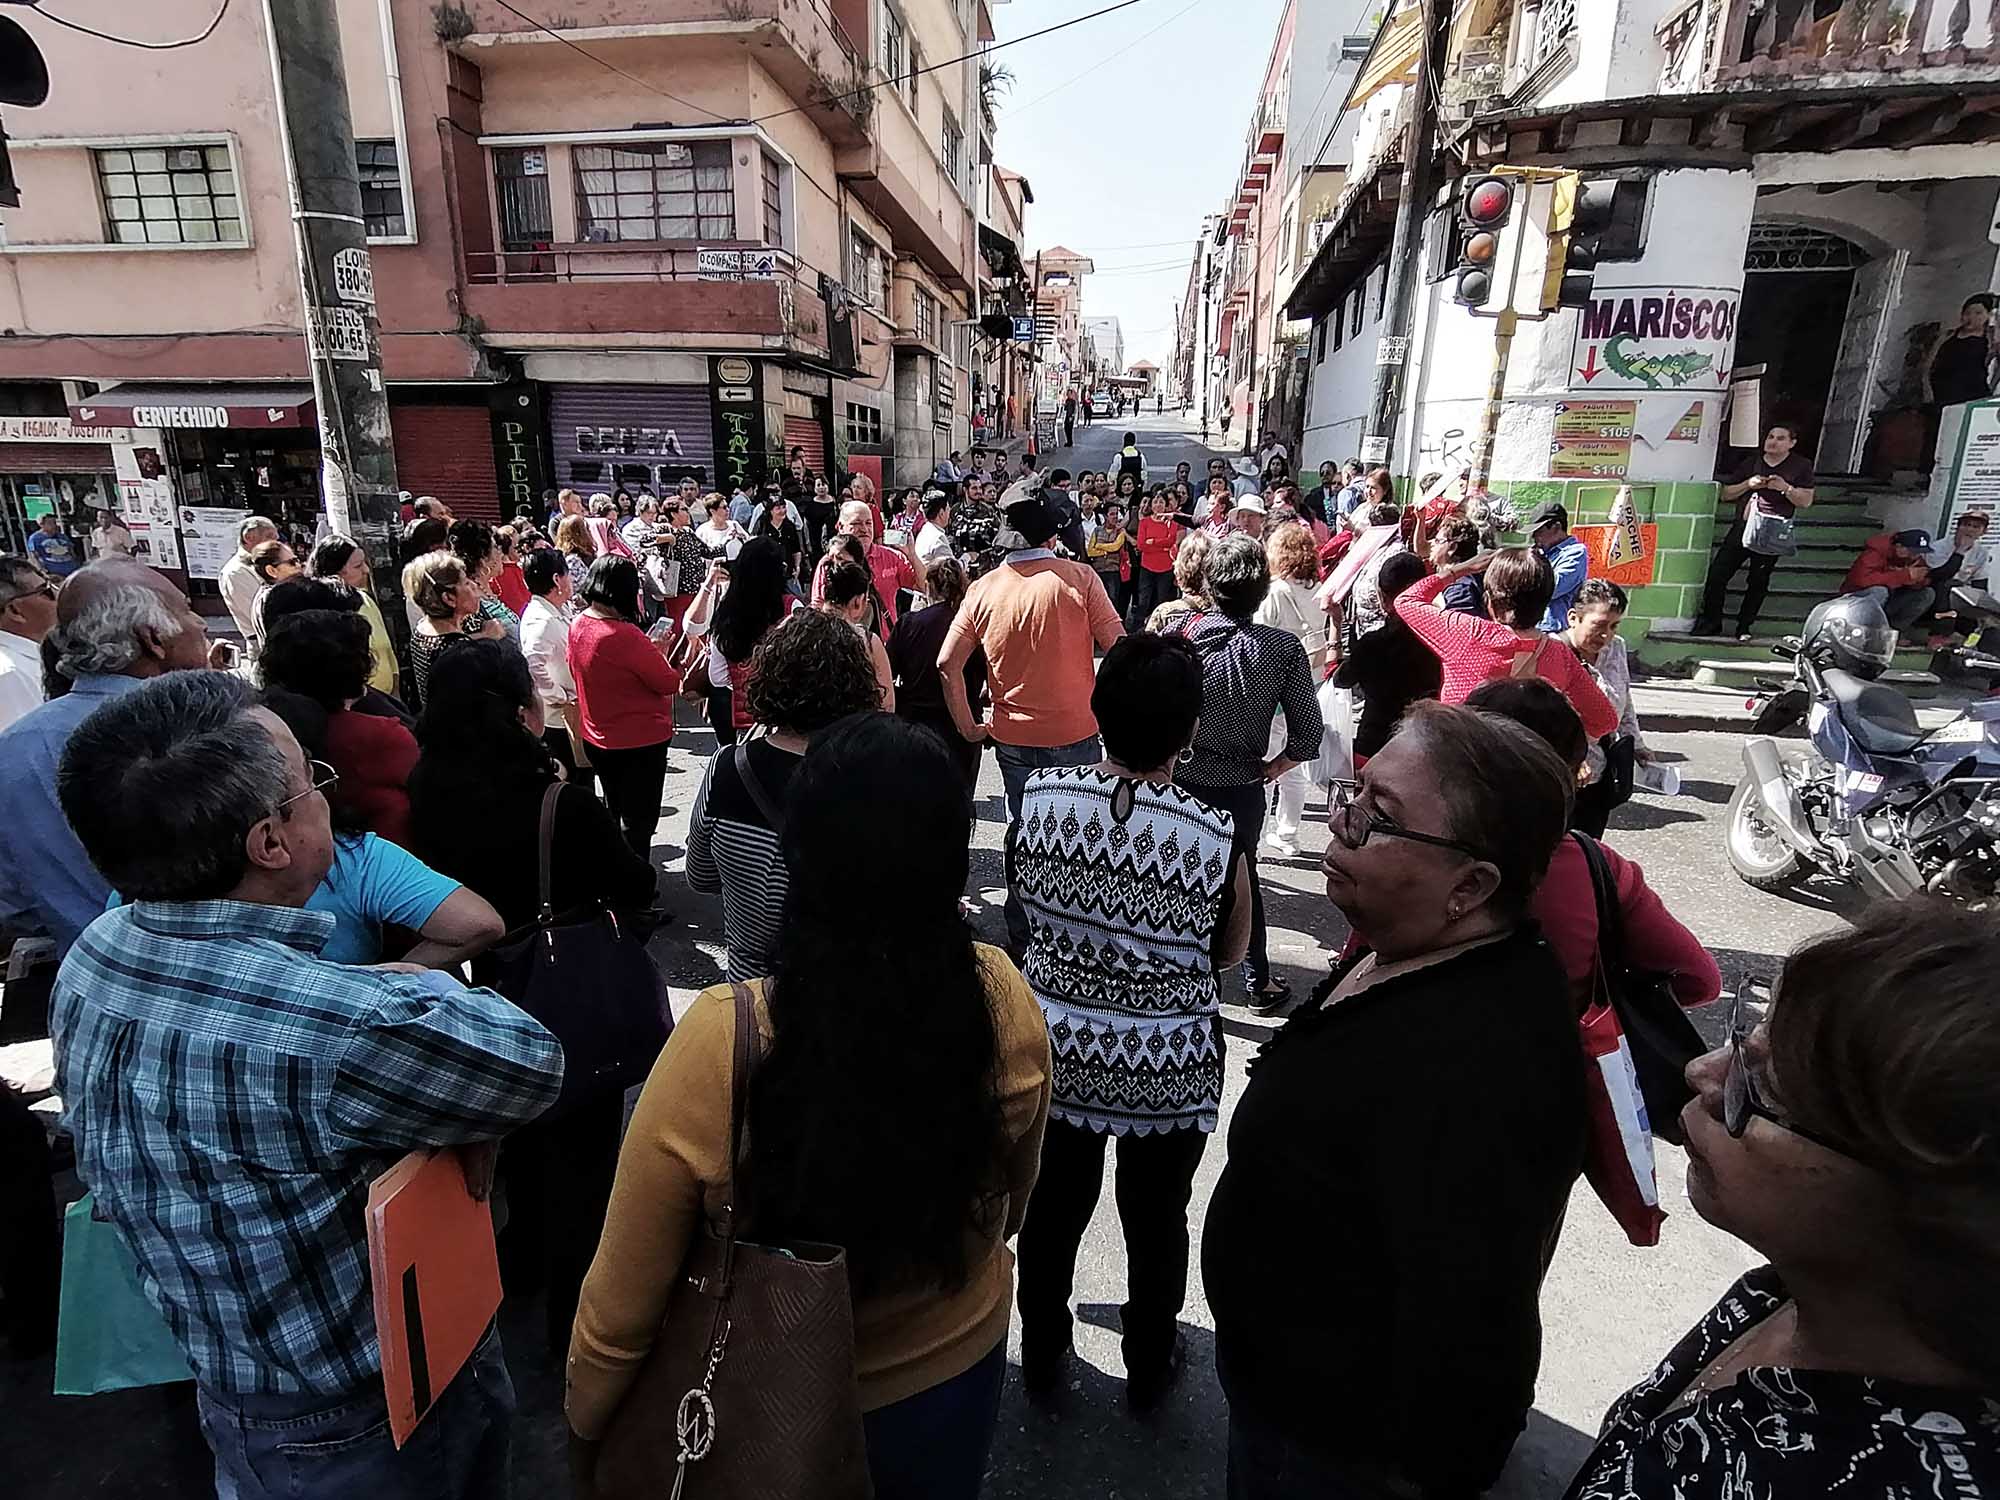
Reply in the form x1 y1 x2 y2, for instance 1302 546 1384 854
1727 588 2000 903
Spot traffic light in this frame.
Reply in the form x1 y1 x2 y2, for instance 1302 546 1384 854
1452 174 1514 308
1547 175 1648 311
0 10 50 209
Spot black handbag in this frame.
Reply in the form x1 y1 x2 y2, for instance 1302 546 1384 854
482 782 673 1117
1572 832 1706 1145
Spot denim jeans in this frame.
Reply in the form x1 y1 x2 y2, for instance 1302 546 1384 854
196 1322 514 1500
863 1341 1006 1500
996 735 1102 952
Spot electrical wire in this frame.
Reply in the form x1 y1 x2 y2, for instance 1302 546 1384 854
1003 0 1210 116
483 0 735 126
750 0 1148 124
28 0 232 49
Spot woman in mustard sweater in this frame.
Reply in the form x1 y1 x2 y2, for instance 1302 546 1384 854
567 713 1051 1500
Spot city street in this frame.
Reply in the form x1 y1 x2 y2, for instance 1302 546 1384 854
3 417 1854 1498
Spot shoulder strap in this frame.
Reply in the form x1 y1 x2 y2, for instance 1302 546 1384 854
733 739 785 831
722 982 759 1253
1570 830 1625 975
1508 637 1548 679
535 781 565 921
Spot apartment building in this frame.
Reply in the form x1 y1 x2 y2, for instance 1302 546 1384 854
0 0 995 573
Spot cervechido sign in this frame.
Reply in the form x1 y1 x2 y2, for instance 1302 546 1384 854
1571 285 1740 394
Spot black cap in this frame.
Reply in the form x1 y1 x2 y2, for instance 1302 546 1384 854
1526 500 1569 532
1001 486 1061 547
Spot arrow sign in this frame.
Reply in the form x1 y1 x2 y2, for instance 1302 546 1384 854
1577 345 1603 384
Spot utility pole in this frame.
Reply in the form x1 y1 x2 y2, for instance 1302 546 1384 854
260 0 406 635
1243 220 1262 456
1362 0 1452 473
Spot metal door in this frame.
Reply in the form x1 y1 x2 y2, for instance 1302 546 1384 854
1821 250 1906 474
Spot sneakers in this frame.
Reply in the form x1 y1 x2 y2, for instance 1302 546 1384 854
1126 1333 1188 1415
1243 976 1292 1015
1262 831 1299 858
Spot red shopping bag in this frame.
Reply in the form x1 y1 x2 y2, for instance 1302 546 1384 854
1578 999 1666 1247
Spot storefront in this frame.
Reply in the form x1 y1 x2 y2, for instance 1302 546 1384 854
0 413 182 573
546 382 716 498
388 390 502 522
780 369 833 479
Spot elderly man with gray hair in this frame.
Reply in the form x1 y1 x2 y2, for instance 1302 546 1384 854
0 559 219 954
50 670 563 1500
218 513 280 644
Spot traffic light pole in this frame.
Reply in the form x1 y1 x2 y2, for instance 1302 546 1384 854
260 0 406 638
1361 0 1451 472
1470 308 1516 494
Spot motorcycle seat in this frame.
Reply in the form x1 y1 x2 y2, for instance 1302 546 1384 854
1823 668 1926 754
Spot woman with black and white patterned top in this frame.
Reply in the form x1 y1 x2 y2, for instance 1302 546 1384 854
1013 633 1251 1414
1168 532 1323 1012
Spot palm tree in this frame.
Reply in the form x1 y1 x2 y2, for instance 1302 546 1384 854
978 59 1015 124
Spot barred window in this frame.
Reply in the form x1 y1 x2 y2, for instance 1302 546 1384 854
356 140 406 239
574 141 734 243
914 286 937 344
95 143 242 245
760 152 785 247
845 402 883 445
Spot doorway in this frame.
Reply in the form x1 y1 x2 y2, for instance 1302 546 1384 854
1734 224 1872 467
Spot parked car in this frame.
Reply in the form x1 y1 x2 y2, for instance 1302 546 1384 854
1089 391 1114 418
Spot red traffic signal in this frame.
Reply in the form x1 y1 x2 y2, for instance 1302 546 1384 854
1463 175 1512 227
1453 175 1516 308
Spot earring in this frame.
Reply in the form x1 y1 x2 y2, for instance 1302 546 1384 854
1177 745 1196 765
1446 903 1462 922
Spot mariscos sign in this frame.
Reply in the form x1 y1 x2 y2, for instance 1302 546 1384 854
1571 285 1740 394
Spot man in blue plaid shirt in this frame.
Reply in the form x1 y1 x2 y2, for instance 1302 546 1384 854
50 671 565 1500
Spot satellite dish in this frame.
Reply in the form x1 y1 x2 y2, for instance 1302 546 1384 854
0 17 49 108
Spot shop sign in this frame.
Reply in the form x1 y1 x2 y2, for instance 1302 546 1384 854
1550 399 1635 479
708 356 767 494
332 247 376 306
1572 286 1739 393
490 385 548 518
0 415 133 443
698 248 777 280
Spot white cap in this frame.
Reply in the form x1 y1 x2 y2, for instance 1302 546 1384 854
1232 495 1267 515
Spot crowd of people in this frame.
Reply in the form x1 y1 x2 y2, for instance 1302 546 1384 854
0 430 1996 1500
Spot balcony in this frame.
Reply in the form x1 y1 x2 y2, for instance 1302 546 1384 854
452 0 872 148
460 243 842 362
1666 0 1999 92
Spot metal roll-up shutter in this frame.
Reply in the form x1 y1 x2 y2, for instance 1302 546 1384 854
0 442 116 474
782 413 824 475
547 383 715 495
389 405 500 521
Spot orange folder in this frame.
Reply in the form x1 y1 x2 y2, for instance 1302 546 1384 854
366 1149 503 1448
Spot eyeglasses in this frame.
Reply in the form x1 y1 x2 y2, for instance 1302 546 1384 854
273 759 339 818
1327 779 1488 859
1723 987 1863 1163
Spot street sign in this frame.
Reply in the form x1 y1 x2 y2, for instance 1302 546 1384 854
1010 315 1035 341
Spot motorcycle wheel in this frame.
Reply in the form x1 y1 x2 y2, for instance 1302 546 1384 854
1726 773 1805 890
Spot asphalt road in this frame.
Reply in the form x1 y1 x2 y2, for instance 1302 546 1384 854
5 411 1856 1498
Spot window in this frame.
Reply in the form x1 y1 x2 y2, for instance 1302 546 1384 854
848 224 885 308
1535 0 1577 63
494 146 552 252
883 8 906 82
94 143 241 245
1349 284 1363 339
844 402 883 445
942 111 963 185
1330 305 1344 351
913 285 937 344
760 151 785 248
355 139 406 239
1315 316 1329 365
907 42 923 109
573 141 733 243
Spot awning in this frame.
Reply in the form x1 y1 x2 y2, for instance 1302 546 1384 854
1348 2 1423 110
978 222 1025 283
71 383 317 431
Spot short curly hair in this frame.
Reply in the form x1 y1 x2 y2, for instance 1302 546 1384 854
745 608 880 734
1266 521 1319 583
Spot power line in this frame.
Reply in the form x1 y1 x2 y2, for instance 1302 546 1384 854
29 0 232 48
484 0 732 125
1005 0 1212 116
750 0 1149 125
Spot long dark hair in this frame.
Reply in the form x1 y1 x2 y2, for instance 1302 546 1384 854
711 535 790 663
750 714 1004 1297
407 640 551 827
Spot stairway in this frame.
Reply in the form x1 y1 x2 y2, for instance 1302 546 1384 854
1648 475 1942 689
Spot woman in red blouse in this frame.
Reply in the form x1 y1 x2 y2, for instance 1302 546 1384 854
1392 547 1618 740
493 524 532 616
568 555 681 855
1131 487 1187 628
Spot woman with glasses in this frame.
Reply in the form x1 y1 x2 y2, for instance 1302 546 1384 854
1563 897 2000 1500
1013 634 1252 1413
1204 702 1585 1500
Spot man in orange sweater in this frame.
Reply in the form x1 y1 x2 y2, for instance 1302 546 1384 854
1841 528 1935 632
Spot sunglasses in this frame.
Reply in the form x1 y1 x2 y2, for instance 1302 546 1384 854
1327 779 1487 859
274 759 340 818
1723 987 1863 1163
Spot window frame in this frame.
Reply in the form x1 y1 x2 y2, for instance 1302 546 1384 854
844 401 884 446
93 140 246 249
572 139 735 245
760 150 786 250
355 138 407 241
883 7 907 86
942 110 963 187
848 223 886 310
913 284 937 345
907 41 923 110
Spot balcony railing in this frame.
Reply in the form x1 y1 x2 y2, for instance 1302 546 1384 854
460 242 836 351
1682 0 1997 88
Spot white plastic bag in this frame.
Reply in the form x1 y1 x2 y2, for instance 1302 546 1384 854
1310 679 1356 786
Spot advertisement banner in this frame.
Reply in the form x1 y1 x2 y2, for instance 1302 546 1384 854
1572 286 1740 394
179 505 250 580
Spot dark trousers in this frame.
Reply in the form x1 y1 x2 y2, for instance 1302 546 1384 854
1184 780 1271 989
707 685 738 748
1227 1409 1416 1500
862 1341 1005 1500
903 709 981 790
589 739 670 856
1016 1118 1208 1379
1129 567 1178 628
494 1088 621 1358
540 725 595 798
1696 528 1779 635
0 1080 58 1355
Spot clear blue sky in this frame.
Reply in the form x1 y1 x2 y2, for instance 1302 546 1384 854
989 0 1286 370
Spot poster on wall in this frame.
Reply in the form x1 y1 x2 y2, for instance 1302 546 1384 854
1550 399 1634 478
180 505 250 580
1572 286 1740 394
